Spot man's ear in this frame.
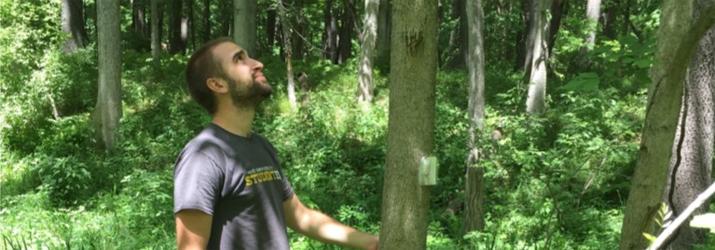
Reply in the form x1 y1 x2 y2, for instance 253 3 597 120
206 77 228 94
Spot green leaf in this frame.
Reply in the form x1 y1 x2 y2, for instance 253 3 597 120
643 233 657 243
562 72 600 92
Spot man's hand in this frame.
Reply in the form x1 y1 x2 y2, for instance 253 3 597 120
283 194 379 250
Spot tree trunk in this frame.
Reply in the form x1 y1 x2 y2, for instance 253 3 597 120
375 0 391 70
62 0 88 53
379 0 437 249
169 0 187 53
291 0 306 60
188 0 195 49
357 0 379 103
547 0 567 56
663 16 715 250
521 0 536 74
220 0 232 36
323 0 339 63
151 0 161 61
337 0 356 64
95 0 122 150
233 0 257 56
525 0 550 114
203 0 211 42
132 0 149 50
464 0 486 234
619 1 715 249
266 9 277 49
603 0 619 39
277 0 297 108
584 0 602 50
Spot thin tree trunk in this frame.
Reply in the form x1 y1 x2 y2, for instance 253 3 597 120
151 0 160 61
357 0 379 103
379 0 437 249
132 0 149 50
292 0 306 60
521 0 536 74
337 0 356 64
169 0 186 53
203 0 211 42
323 0 339 63
619 1 715 249
95 0 122 150
584 0 602 50
663 15 715 250
547 0 567 56
266 9 277 49
525 0 550 114
603 0 619 39
220 0 232 36
233 0 257 55
62 0 88 53
277 0 297 108
464 0 486 233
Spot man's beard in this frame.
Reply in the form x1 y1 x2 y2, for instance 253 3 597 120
227 77 272 108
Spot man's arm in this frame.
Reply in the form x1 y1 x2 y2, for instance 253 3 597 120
176 210 212 250
283 194 379 250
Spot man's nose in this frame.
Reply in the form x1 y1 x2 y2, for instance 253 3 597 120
250 58 264 70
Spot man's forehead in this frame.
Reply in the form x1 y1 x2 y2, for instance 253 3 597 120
212 42 243 60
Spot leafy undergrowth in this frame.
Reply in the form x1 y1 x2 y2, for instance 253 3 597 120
0 45 655 249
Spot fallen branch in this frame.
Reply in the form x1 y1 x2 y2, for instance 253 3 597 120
647 181 715 250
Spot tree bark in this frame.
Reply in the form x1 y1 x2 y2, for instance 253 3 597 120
151 0 161 61
547 0 567 56
169 0 187 53
464 0 486 234
375 0 391 70
95 0 122 150
220 0 232 36
132 0 149 43
619 1 715 249
584 0 602 50
337 0 356 64
233 0 257 56
62 0 88 53
203 0 211 42
663 11 715 250
525 0 550 114
277 0 297 108
379 1 437 249
357 0 379 103
323 0 339 63
266 9 277 49
521 0 536 74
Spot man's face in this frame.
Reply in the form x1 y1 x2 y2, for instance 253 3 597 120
211 42 272 107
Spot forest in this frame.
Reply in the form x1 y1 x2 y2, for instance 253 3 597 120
1 0 715 249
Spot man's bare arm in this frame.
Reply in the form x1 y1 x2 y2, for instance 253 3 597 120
176 210 212 250
283 194 379 250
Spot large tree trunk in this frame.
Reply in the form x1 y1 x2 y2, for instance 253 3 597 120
357 0 379 103
233 0 257 56
323 0 339 63
337 0 356 64
151 0 161 61
277 0 297 108
618 1 715 249
463 0 486 234
62 0 88 53
379 0 437 249
95 0 122 150
584 0 602 50
375 0 391 70
525 0 550 114
168 0 188 54
663 15 715 250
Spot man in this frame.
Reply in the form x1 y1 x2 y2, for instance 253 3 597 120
174 37 379 249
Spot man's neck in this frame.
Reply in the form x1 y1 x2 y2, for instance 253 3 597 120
211 104 256 137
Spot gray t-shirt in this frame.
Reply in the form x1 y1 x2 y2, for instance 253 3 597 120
174 123 294 250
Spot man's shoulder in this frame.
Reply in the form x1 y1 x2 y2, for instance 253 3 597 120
179 126 232 161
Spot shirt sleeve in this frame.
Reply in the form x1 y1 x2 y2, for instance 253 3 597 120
173 151 224 215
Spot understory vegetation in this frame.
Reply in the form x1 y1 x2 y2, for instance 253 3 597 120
3 0 714 249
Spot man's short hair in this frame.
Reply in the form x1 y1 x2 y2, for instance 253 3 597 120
186 37 234 114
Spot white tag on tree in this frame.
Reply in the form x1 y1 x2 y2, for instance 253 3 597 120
419 156 439 186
